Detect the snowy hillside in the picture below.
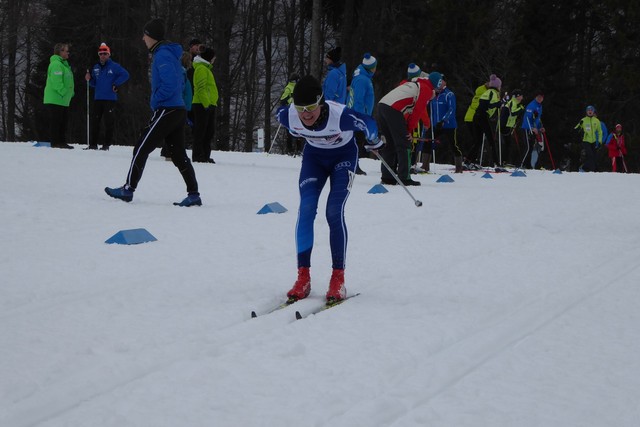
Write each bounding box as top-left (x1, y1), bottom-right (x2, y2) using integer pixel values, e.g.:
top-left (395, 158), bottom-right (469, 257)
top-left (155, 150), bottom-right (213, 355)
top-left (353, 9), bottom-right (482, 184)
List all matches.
top-left (1, 141), bottom-right (639, 427)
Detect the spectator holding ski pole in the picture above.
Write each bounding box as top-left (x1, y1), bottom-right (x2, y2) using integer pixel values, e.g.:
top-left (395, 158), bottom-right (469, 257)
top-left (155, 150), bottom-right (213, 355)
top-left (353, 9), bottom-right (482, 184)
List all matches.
top-left (377, 71), bottom-right (441, 186)
top-left (276, 75), bottom-right (381, 304)
top-left (521, 90), bottom-right (544, 169)
top-left (606, 123), bottom-right (627, 172)
top-left (499, 89), bottom-right (524, 166)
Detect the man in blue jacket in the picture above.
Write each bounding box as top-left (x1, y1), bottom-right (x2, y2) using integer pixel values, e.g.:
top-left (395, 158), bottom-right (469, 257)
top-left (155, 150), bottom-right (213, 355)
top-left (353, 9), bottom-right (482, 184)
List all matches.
top-left (521, 91), bottom-right (545, 169)
top-left (105, 19), bottom-right (201, 207)
top-left (431, 75), bottom-right (464, 172)
top-left (322, 46), bottom-right (347, 104)
top-left (84, 43), bottom-right (129, 150)
top-left (346, 53), bottom-right (377, 175)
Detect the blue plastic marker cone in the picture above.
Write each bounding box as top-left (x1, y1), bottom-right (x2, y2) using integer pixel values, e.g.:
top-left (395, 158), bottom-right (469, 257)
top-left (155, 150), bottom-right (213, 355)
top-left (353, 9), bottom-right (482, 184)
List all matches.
top-left (368, 184), bottom-right (389, 194)
top-left (105, 228), bottom-right (157, 245)
top-left (33, 142), bottom-right (51, 147)
top-left (481, 172), bottom-right (493, 179)
top-left (436, 174), bottom-right (455, 183)
top-left (553, 169), bottom-right (563, 174)
top-left (257, 202), bottom-right (288, 214)
top-left (511, 170), bottom-right (527, 177)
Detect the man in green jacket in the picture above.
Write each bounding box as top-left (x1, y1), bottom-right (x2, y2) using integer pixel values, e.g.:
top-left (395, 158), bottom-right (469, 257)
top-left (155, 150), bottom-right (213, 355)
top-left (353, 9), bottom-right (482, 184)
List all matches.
top-left (43, 43), bottom-right (75, 149)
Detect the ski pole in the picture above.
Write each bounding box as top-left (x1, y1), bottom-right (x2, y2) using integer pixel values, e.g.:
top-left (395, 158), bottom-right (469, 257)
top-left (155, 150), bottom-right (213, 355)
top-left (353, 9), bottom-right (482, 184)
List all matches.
top-left (496, 109), bottom-right (502, 166)
top-left (539, 119), bottom-right (556, 170)
top-left (542, 131), bottom-right (556, 170)
top-left (372, 149), bottom-right (423, 207)
top-left (268, 123), bottom-right (282, 155)
top-left (430, 113), bottom-right (436, 173)
top-left (620, 152), bottom-right (629, 173)
top-left (521, 116), bottom-right (534, 170)
top-left (86, 69), bottom-right (90, 147)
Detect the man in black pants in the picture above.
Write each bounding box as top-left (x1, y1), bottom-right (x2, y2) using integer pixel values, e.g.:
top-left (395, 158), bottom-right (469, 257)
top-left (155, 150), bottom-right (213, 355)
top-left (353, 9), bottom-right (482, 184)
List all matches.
top-left (377, 72), bottom-right (440, 186)
top-left (85, 43), bottom-right (130, 150)
top-left (105, 19), bottom-right (201, 207)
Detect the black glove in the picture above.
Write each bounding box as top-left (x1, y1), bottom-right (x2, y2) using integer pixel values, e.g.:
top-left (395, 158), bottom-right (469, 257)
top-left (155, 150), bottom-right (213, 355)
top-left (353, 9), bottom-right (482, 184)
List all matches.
top-left (532, 111), bottom-right (538, 119)
top-left (436, 121), bottom-right (444, 130)
top-left (112, 85), bottom-right (118, 93)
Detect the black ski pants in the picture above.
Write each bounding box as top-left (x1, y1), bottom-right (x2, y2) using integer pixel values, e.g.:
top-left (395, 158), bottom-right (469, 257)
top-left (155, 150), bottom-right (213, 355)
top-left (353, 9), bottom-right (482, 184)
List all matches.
top-left (125, 108), bottom-right (198, 194)
top-left (90, 100), bottom-right (116, 148)
top-left (191, 104), bottom-right (215, 162)
top-left (377, 103), bottom-right (412, 181)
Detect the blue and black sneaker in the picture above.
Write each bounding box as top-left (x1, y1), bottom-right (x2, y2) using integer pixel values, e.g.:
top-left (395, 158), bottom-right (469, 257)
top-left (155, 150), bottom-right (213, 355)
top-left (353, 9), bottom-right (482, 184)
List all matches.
top-left (173, 192), bottom-right (202, 207)
top-left (104, 186), bottom-right (134, 202)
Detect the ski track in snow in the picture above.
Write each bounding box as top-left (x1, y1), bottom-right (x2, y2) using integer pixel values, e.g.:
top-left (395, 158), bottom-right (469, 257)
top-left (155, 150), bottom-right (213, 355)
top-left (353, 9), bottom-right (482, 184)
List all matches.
top-left (2, 142), bottom-right (640, 426)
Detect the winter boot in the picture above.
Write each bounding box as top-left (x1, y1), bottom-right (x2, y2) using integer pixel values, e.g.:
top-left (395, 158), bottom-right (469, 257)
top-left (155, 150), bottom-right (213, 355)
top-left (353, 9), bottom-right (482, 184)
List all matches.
top-left (287, 267), bottom-right (311, 301)
top-left (401, 178), bottom-right (421, 186)
top-left (454, 156), bottom-right (464, 173)
top-left (104, 185), bottom-right (134, 202)
top-left (173, 192), bottom-right (202, 207)
top-left (420, 153), bottom-right (431, 173)
top-left (326, 268), bottom-right (346, 302)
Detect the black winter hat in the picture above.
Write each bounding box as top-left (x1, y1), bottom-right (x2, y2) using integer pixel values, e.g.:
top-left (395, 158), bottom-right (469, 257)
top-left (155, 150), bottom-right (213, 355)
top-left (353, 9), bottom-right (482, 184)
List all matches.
top-left (189, 38), bottom-right (202, 47)
top-left (200, 47), bottom-right (215, 61)
top-left (144, 19), bottom-right (165, 41)
top-left (293, 75), bottom-right (323, 106)
top-left (326, 46), bottom-right (341, 62)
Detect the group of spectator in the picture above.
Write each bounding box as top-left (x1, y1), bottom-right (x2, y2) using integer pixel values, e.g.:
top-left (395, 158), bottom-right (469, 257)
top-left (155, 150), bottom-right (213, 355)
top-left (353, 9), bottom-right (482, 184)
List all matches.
top-left (306, 52), bottom-right (632, 175)
top-left (43, 28), bottom-right (218, 165)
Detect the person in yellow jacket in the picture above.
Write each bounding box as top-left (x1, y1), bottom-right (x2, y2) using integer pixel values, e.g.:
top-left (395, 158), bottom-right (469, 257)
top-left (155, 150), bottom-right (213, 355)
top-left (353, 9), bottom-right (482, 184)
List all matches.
top-left (191, 47), bottom-right (218, 163)
top-left (574, 105), bottom-right (602, 172)
top-left (280, 73), bottom-right (298, 106)
top-left (466, 74), bottom-right (501, 167)
top-left (279, 73), bottom-right (299, 154)
top-left (499, 89), bottom-right (525, 166)
top-left (43, 43), bottom-right (75, 149)
top-left (462, 75), bottom-right (493, 164)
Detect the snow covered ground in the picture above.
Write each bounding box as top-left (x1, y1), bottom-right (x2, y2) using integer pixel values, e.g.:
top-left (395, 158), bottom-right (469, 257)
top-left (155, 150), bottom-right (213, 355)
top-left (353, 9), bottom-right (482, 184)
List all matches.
top-left (1, 141), bottom-right (639, 427)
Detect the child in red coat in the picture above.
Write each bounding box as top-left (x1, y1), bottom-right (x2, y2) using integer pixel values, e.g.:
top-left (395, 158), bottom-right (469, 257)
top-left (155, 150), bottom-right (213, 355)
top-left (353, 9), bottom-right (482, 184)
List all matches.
top-left (605, 123), bottom-right (627, 172)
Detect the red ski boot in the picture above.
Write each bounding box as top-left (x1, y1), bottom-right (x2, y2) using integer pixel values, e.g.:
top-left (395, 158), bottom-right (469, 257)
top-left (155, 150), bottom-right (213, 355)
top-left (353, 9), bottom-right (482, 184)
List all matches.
top-left (326, 268), bottom-right (346, 303)
top-left (287, 267), bottom-right (311, 302)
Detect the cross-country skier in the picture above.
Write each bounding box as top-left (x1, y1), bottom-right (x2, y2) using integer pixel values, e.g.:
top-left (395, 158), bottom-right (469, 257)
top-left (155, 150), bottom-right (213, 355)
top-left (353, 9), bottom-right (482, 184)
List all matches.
top-left (276, 75), bottom-right (381, 303)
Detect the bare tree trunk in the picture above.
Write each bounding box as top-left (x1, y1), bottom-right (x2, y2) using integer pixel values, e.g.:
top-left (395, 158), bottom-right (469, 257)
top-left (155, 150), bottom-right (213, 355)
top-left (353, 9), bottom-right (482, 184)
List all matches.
top-left (310, 0), bottom-right (322, 79)
top-left (214, 0), bottom-right (236, 151)
top-left (4, 0), bottom-right (20, 141)
top-left (262, 0), bottom-right (276, 152)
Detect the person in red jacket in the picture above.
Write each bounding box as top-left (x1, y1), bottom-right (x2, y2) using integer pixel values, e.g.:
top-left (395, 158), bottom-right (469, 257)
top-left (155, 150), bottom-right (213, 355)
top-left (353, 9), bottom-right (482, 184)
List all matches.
top-left (605, 123), bottom-right (627, 172)
top-left (377, 71), bottom-right (441, 185)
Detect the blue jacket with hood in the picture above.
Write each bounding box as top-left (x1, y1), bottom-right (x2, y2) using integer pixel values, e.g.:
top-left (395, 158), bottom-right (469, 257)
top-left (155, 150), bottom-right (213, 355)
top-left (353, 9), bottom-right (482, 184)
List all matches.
top-left (346, 64), bottom-right (375, 115)
top-left (149, 41), bottom-right (185, 110)
top-left (322, 62), bottom-right (347, 104)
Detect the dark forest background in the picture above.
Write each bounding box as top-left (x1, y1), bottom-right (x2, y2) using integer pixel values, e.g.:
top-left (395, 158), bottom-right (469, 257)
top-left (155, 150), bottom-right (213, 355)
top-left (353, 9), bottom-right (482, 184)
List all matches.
top-left (1, 0), bottom-right (639, 170)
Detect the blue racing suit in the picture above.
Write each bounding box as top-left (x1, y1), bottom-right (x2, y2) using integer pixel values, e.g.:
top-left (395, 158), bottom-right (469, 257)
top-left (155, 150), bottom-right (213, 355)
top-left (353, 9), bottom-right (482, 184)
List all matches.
top-left (276, 101), bottom-right (378, 269)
